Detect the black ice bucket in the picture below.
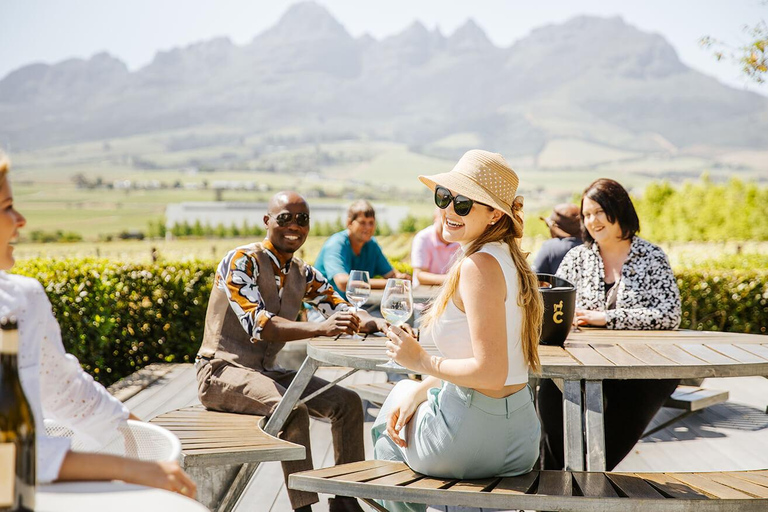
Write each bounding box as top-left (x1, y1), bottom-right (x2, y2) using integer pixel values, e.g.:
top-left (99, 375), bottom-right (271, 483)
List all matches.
top-left (537, 273), bottom-right (576, 347)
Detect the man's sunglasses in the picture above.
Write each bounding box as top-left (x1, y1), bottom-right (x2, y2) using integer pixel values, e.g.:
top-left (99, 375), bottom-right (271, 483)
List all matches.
top-left (270, 212), bottom-right (310, 227)
top-left (434, 185), bottom-right (475, 216)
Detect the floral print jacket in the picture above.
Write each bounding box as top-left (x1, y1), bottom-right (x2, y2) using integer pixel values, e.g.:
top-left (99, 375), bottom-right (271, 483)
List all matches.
top-left (217, 239), bottom-right (349, 341)
top-left (556, 236), bottom-right (681, 330)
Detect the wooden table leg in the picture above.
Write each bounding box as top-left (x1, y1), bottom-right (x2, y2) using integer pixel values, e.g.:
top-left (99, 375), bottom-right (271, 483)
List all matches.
top-left (584, 380), bottom-right (606, 471)
top-left (563, 379), bottom-right (584, 471)
top-left (218, 356), bottom-right (320, 512)
top-left (264, 356), bottom-right (321, 436)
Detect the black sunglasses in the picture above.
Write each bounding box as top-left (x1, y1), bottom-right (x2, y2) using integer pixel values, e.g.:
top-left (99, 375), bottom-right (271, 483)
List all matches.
top-left (434, 185), bottom-right (475, 216)
top-left (270, 212), bottom-right (310, 227)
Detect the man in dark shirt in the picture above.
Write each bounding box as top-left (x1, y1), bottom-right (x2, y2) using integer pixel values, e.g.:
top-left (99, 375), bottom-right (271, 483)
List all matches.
top-left (533, 203), bottom-right (583, 275)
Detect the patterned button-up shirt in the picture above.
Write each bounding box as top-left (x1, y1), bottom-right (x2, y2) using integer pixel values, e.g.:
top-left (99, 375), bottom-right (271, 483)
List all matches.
top-left (216, 240), bottom-right (350, 341)
top-left (556, 236), bottom-right (681, 330)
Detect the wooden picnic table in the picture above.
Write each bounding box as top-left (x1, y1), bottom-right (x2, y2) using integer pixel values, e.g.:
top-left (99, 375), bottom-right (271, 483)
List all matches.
top-left (265, 328), bottom-right (768, 476)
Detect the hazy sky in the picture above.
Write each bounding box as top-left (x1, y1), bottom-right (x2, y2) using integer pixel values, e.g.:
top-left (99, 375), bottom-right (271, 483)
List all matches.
top-left (2, 0), bottom-right (766, 96)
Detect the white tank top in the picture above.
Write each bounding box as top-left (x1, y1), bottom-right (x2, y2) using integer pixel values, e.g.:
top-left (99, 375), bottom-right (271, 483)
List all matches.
top-left (420, 242), bottom-right (529, 386)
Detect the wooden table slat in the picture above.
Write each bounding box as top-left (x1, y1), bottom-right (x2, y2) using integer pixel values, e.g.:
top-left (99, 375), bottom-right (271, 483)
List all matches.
top-left (648, 344), bottom-right (709, 366)
top-left (365, 469), bottom-right (423, 487)
top-left (490, 472), bottom-right (538, 495)
top-left (570, 329), bottom-right (767, 343)
top-left (180, 439), bottom-right (282, 450)
top-left (537, 345), bottom-right (582, 366)
top-left (708, 473), bottom-right (768, 498)
top-left (620, 344), bottom-right (678, 366)
top-left (678, 344), bottom-right (740, 365)
top-left (669, 472), bottom-right (756, 499)
top-left (589, 344), bottom-right (645, 367)
top-left (333, 465), bottom-right (411, 483)
top-left (636, 473), bottom-right (709, 500)
top-left (172, 432), bottom-right (266, 440)
top-left (537, 471), bottom-right (573, 496)
top-left (606, 473), bottom-right (665, 499)
top-left (565, 346), bottom-right (615, 367)
top-left (302, 460), bottom-right (393, 479)
top-left (404, 477), bottom-right (457, 490)
top-left (726, 471), bottom-right (768, 487)
top-left (705, 344), bottom-right (768, 364)
top-left (446, 478), bottom-right (497, 493)
top-left (735, 344), bottom-right (768, 361)
top-left (184, 444), bottom-right (291, 455)
top-left (572, 472), bottom-right (618, 498)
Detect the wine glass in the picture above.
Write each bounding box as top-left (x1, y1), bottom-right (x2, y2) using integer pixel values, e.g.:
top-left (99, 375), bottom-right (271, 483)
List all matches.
top-left (347, 270), bottom-right (371, 339)
top-left (378, 278), bottom-right (413, 369)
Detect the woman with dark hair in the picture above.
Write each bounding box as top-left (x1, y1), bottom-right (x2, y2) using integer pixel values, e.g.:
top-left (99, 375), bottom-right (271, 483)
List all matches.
top-left (539, 178), bottom-right (681, 470)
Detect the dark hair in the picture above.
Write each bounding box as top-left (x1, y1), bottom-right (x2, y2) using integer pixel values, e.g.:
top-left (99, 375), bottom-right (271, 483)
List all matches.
top-left (347, 200), bottom-right (375, 223)
top-left (580, 179), bottom-right (639, 246)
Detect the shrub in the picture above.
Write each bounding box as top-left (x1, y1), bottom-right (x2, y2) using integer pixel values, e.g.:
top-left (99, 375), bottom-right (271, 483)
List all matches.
top-left (13, 259), bottom-right (214, 386)
top-left (676, 268), bottom-right (767, 334)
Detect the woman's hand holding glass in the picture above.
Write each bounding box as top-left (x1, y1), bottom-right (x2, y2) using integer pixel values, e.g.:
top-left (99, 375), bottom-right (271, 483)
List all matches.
top-left (379, 278), bottom-right (413, 368)
top-left (384, 324), bottom-right (427, 373)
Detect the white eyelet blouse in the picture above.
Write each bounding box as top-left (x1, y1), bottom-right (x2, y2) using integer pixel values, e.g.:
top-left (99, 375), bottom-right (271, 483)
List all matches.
top-left (0, 272), bottom-right (129, 483)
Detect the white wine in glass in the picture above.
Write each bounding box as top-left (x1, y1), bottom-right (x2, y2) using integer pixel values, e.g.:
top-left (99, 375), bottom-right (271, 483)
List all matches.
top-left (379, 278), bottom-right (413, 369)
top-left (347, 270), bottom-right (371, 339)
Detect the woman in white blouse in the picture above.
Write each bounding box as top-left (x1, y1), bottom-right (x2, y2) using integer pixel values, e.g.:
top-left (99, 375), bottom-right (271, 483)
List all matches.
top-left (0, 153), bottom-right (196, 497)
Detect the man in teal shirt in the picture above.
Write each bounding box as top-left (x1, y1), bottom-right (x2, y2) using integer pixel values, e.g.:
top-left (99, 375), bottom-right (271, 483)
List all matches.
top-left (315, 200), bottom-right (409, 299)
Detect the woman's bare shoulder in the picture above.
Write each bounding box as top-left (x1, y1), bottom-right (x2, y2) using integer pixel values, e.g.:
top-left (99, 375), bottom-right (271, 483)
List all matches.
top-left (461, 252), bottom-right (505, 289)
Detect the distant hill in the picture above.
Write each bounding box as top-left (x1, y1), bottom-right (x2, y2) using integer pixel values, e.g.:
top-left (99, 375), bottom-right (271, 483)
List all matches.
top-left (2, 1), bottom-right (767, 166)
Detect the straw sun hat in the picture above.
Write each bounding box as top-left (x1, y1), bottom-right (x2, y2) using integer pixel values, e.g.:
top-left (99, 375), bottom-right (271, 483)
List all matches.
top-left (418, 149), bottom-right (524, 219)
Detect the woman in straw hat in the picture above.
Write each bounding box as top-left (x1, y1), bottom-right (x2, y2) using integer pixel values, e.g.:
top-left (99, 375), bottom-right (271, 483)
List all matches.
top-left (0, 152), bottom-right (196, 498)
top-left (372, 150), bottom-right (543, 511)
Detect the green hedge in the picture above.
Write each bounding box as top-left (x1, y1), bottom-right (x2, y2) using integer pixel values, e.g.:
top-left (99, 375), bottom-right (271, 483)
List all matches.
top-left (678, 269), bottom-right (768, 334)
top-left (11, 259), bottom-right (767, 387)
top-left (13, 259), bottom-right (214, 386)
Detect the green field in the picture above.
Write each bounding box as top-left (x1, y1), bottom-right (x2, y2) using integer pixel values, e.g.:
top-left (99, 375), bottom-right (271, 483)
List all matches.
top-left (9, 128), bottom-right (767, 243)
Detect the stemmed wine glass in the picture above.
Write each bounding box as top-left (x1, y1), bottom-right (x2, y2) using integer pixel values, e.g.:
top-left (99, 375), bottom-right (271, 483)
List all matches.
top-left (346, 270), bottom-right (371, 339)
top-left (378, 278), bottom-right (413, 369)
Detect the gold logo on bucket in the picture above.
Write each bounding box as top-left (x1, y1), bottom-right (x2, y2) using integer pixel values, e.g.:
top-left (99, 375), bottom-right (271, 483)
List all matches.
top-left (553, 301), bottom-right (564, 324)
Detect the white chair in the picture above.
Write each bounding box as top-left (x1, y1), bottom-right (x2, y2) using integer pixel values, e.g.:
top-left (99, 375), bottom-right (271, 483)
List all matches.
top-left (44, 419), bottom-right (181, 462)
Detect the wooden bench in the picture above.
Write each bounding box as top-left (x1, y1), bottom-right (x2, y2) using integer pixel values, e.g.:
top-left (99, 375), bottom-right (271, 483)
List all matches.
top-left (290, 460), bottom-right (768, 511)
top-left (347, 381), bottom-right (396, 406)
top-left (643, 386), bottom-right (730, 437)
top-left (665, 386), bottom-right (730, 412)
top-left (150, 404), bottom-right (305, 512)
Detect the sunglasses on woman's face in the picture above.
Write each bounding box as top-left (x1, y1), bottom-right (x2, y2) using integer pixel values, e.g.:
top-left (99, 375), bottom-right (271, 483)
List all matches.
top-left (434, 185), bottom-right (475, 216)
top-left (270, 212), bottom-right (310, 227)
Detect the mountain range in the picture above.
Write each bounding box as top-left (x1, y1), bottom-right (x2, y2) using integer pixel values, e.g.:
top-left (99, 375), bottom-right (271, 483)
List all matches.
top-left (2, 1), bottom-right (767, 164)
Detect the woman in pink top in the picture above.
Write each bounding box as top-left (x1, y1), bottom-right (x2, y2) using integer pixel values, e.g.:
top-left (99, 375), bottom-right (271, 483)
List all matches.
top-left (410, 211), bottom-right (460, 287)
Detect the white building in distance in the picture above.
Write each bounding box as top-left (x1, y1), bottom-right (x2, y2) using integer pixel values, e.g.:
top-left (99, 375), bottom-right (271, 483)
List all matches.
top-left (164, 201), bottom-right (410, 239)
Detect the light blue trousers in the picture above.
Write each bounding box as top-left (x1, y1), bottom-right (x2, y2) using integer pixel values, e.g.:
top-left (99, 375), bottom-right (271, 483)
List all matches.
top-left (371, 380), bottom-right (540, 512)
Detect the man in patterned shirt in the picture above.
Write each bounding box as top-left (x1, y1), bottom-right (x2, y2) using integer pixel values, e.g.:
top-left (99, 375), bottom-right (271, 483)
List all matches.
top-left (196, 191), bottom-right (387, 512)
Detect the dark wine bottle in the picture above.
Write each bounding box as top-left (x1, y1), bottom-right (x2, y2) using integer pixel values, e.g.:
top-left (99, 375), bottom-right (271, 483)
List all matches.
top-left (0, 317), bottom-right (36, 511)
